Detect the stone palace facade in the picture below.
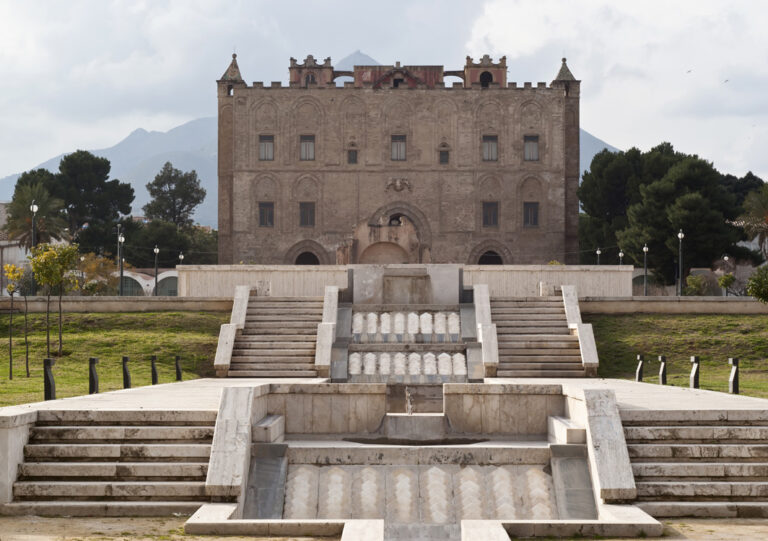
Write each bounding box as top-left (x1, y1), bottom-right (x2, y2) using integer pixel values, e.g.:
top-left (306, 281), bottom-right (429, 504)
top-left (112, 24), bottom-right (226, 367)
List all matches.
top-left (216, 54), bottom-right (580, 265)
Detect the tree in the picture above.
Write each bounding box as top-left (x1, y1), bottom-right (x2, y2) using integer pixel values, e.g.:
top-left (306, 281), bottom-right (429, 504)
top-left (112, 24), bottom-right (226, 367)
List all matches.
top-left (3, 264), bottom-right (23, 379)
top-left (78, 253), bottom-right (120, 296)
top-left (121, 221), bottom-right (217, 267)
top-left (739, 183), bottom-right (768, 259)
top-left (747, 266), bottom-right (768, 304)
top-left (143, 162), bottom-right (206, 228)
top-left (29, 243), bottom-right (80, 356)
top-left (3, 181), bottom-right (67, 249)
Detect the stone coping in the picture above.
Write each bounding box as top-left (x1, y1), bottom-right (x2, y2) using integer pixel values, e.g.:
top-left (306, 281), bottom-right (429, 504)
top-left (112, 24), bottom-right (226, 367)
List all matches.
top-left (268, 383), bottom-right (386, 394)
top-left (444, 383), bottom-right (562, 394)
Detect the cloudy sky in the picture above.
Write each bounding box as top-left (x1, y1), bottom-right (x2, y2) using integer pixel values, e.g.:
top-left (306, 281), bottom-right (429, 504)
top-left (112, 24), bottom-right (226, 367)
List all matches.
top-left (1, 0), bottom-right (767, 180)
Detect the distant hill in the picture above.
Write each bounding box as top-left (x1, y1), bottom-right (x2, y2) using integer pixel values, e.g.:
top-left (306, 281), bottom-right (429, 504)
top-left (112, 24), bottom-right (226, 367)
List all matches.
top-left (0, 117), bottom-right (218, 226)
top-left (580, 130), bottom-right (620, 178)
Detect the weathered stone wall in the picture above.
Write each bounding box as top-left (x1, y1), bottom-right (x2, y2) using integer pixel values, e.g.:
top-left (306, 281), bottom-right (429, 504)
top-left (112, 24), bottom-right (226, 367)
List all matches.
top-left (217, 60), bottom-right (580, 266)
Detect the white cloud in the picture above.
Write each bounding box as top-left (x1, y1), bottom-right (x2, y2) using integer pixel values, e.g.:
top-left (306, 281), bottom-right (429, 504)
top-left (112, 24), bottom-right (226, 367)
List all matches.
top-left (466, 0), bottom-right (768, 178)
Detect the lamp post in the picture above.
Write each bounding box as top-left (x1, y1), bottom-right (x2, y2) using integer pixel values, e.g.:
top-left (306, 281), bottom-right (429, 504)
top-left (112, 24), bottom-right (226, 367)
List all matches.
top-left (677, 229), bottom-right (685, 296)
top-left (30, 201), bottom-right (39, 293)
top-left (178, 252), bottom-right (184, 265)
top-left (118, 227), bottom-right (125, 296)
top-left (643, 244), bottom-right (649, 296)
top-left (619, 249), bottom-right (624, 266)
top-left (79, 255), bottom-right (85, 290)
top-left (596, 247), bottom-right (601, 265)
top-left (153, 245), bottom-right (159, 296)
top-left (723, 255), bottom-right (730, 296)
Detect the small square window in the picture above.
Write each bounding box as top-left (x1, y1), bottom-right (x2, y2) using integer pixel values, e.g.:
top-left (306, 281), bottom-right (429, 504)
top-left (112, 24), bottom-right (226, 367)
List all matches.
top-left (439, 150), bottom-right (449, 164)
top-left (299, 202), bottom-right (315, 227)
top-left (259, 135), bottom-right (274, 161)
top-left (347, 149), bottom-right (358, 164)
top-left (300, 135), bottom-right (315, 161)
top-left (482, 201), bottom-right (499, 227)
top-left (482, 135), bottom-right (498, 161)
top-left (391, 135), bottom-right (406, 161)
top-left (259, 202), bottom-right (274, 227)
top-left (524, 135), bottom-right (539, 161)
top-left (524, 202), bottom-right (539, 227)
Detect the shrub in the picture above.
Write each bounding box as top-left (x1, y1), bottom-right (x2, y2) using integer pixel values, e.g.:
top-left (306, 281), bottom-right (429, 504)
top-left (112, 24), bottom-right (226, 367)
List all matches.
top-left (747, 266), bottom-right (768, 304)
top-left (718, 273), bottom-right (736, 292)
top-left (684, 274), bottom-right (707, 296)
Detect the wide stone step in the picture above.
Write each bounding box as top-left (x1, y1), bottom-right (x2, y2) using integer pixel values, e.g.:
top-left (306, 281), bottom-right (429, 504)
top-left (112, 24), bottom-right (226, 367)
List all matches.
top-left (498, 362), bottom-right (585, 371)
top-left (497, 328), bottom-right (571, 335)
top-left (496, 369), bottom-right (586, 378)
top-left (491, 303), bottom-right (564, 309)
top-left (227, 370), bottom-right (318, 378)
top-left (499, 347), bottom-right (579, 357)
top-left (492, 296), bottom-right (563, 302)
top-left (24, 444), bottom-right (211, 462)
top-left (229, 363), bottom-right (317, 371)
top-left (30, 426), bottom-right (214, 443)
top-left (36, 411), bottom-right (216, 426)
top-left (489, 307), bottom-right (564, 314)
top-left (632, 462), bottom-right (768, 479)
top-left (245, 316), bottom-right (321, 323)
top-left (19, 462), bottom-right (208, 480)
top-left (236, 335), bottom-right (316, 342)
top-left (243, 321), bottom-right (318, 329)
top-left (637, 500), bottom-right (768, 518)
top-left (242, 327), bottom-right (317, 335)
top-left (494, 320), bottom-right (567, 327)
top-left (233, 341), bottom-right (315, 349)
top-left (628, 444), bottom-right (768, 461)
top-left (498, 334), bottom-right (577, 341)
top-left (248, 296), bottom-right (323, 301)
top-left (625, 426), bottom-right (768, 442)
top-left (13, 481), bottom-right (207, 501)
top-left (499, 355), bottom-right (583, 363)
top-left (230, 355), bottom-right (315, 363)
top-left (0, 501), bottom-right (207, 517)
top-left (231, 348), bottom-right (314, 356)
top-left (246, 307), bottom-right (323, 313)
top-left (489, 313), bottom-right (567, 321)
top-left (636, 481), bottom-right (768, 499)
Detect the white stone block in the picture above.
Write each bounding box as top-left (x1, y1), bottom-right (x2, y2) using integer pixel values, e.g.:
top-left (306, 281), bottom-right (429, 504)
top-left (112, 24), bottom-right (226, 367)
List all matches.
top-left (419, 313), bottom-right (433, 335)
top-left (434, 312), bottom-right (447, 335)
top-left (352, 313), bottom-right (364, 335)
top-left (423, 353), bottom-right (437, 375)
top-left (394, 353), bottom-right (407, 375)
top-left (379, 313), bottom-right (391, 334)
top-left (366, 312), bottom-right (378, 335)
top-left (349, 353), bottom-right (362, 375)
top-left (438, 353), bottom-right (453, 375)
top-left (379, 353), bottom-right (392, 375)
top-left (408, 353), bottom-right (421, 375)
top-left (393, 313), bottom-right (405, 335)
top-left (407, 312), bottom-right (420, 335)
top-left (452, 353), bottom-right (467, 375)
top-left (448, 312), bottom-right (460, 335)
top-left (363, 353), bottom-right (377, 375)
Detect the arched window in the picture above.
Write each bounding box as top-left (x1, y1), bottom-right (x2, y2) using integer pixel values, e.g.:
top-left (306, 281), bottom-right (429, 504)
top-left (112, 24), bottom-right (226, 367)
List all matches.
top-left (478, 250), bottom-right (503, 265)
top-left (295, 252), bottom-right (320, 265)
top-left (305, 73), bottom-right (316, 87)
top-left (479, 71), bottom-right (493, 88)
top-left (389, 213), bottom-right (405, 226)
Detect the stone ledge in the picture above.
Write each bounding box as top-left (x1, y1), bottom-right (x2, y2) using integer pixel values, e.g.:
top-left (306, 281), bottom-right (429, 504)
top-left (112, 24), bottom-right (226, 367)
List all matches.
top-left (268, 383), bottom-right (386, 394)
top-left (444, 383), bottom-right (562, 395)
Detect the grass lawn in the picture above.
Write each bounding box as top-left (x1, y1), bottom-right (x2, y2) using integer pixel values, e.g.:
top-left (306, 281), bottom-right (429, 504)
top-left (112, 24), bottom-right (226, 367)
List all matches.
top-left (586, 314), bottom-right (768, 398)
top-left (0, 311), bottom-right (228, 407)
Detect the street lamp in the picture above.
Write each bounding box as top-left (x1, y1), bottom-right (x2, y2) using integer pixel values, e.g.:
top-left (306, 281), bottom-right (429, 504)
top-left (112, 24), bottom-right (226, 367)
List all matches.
top-left (79, 255), bottom-right (85, 290)
top-left (677, 229), bottom-right (685, 296)
top-left (723, 255), bottom-right (730, 297)
top-left (153, 245), bottom-right (160, 296)
top-left (619, 249), bottom-right (624, 266)
top-left (643, 244), bottom-right (649, 296)
top-left (596, 247), bottom-right (602, 265)
top-left (178, 252), bottom-right (184, 265)
top-left (30, 201), bottom-right (39, 247)
top-left (118, 229), bottom-right (125, 296)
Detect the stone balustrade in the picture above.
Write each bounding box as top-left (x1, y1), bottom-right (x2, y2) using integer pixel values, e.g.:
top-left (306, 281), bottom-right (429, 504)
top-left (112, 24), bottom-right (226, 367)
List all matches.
top-left (351, 311), bottom-right (460, 343)
top-left (348, 352), bottom-right (467, 377)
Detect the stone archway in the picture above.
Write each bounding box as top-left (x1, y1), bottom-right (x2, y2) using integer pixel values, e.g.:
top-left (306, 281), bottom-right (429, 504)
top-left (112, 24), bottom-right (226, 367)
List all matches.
top-left (468, 240), bottom-right (512, 265)
top-left (284, 240), bottom-right (331, 265)
top-left (360, 201), bottom-right (432, 263)
top-left (358, 242), bottom-right (411, 264)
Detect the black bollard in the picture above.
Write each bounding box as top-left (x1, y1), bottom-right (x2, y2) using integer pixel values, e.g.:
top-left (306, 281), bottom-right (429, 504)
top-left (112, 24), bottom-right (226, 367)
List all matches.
top-left (175, 355), bottom-right (182, 381)
top-left (690, 355), bottom-right (700, 389)
top-left (635, 354), bottom-right (644, 382)
top-left (658, 355), bottom-right (667, 385)
top-left (150, 355), bottom-right (158, 385)
top-left (729, 357), bottom-right (739, 395)
top-left (89, 357), bottom-right (99, 394)
top-left (122, 356), bottom-right (132, 389)
top-left (44, 358), bottom-right (56, 401)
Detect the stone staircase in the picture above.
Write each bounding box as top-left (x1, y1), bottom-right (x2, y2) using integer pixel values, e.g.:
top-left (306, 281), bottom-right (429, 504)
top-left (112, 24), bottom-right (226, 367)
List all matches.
top-left (491, 296), bottom-right (585, 377)
top-left (2, 410), bottom-right (217, 516)
top-left (624, 416), bottom-right (768, 517)
top-left (228, 295), bottom-right (323, 378)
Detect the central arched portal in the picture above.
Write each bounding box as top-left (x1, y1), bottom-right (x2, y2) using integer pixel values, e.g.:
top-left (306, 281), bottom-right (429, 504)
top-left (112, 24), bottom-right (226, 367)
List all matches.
top-left (358, 242), bottom-right (410, 264)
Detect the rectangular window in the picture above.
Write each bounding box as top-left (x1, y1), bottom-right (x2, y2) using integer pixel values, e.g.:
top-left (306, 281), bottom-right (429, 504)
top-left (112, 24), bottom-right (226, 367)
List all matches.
top-left (300, 135), bottom-right (315, 161)
top-left (482, 201), bottom-right (499, 227)
top-left (299, 202), bottom-right (315, 227)
top-left (439, 150), bottom-right (449, 164)
top-left (258, 135), bottom-right (274, 161)
top-left (482, 135), bottom-right (498, 161)
top-left (524, 202), bottom-right (539, 227)
top-left (391, 135), bottom-right (406, 161)
top-left (347, 149), bottom-right (358, 164)
top-left (524, 135), bottom-right (539, 161)
top-left (259, 202), bottom-right (274, 227)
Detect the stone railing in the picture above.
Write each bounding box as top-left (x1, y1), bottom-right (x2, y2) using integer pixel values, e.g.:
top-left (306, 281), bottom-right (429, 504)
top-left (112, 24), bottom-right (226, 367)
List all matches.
top-left (562, 285), bottom-right (599, 377)
top-left (214, 285), bottom-right (250, 377)
top-left (464, 265), bottom-right (633, 297)
top-left (473, 284), bottom-right (498, 377)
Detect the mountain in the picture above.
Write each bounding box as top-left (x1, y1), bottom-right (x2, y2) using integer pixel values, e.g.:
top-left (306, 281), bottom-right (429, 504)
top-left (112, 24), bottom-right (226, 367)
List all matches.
top-left (580, 130), bottom-right (620, 178)
top-left (0, 117), bottom-right (218, 226)
top-left (336, 50), bottom-right (380, 70)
